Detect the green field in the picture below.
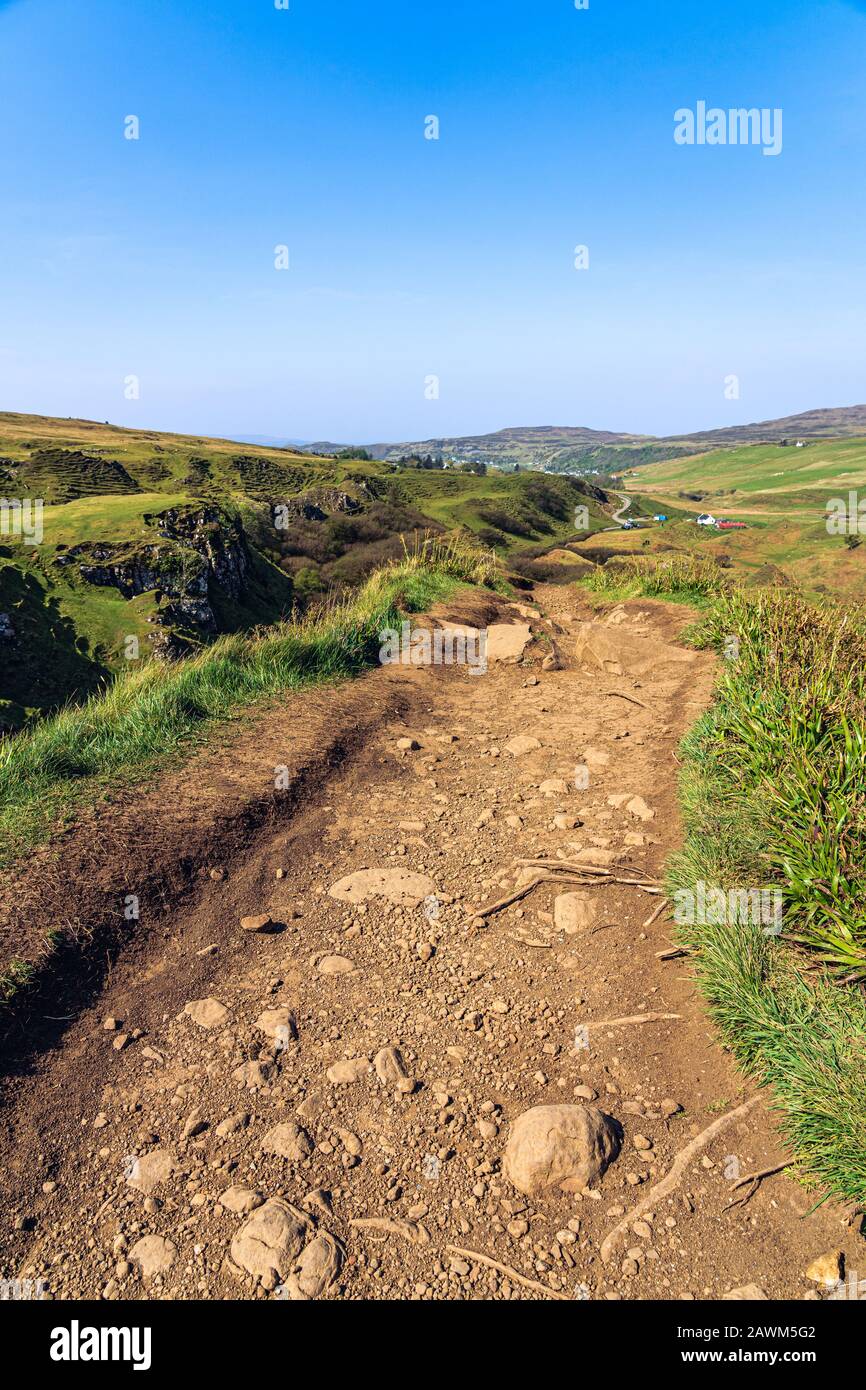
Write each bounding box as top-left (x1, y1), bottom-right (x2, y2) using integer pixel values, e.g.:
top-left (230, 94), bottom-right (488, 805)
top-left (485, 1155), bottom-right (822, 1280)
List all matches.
top-left (627, 435), bottom-right (866, 507)
top-left (0, 411), bottom-right (615, 728)
top-left (617, 436), bottom-right (866, 601)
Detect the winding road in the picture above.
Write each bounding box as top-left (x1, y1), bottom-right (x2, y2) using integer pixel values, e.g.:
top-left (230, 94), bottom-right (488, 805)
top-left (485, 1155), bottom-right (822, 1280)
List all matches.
top-left (602, 490), bottom-right (633, 530)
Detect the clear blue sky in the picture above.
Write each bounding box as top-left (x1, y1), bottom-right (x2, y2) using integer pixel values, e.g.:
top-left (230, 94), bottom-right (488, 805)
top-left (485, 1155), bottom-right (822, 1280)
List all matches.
top-left (1, 0), bottom-right (865, 443)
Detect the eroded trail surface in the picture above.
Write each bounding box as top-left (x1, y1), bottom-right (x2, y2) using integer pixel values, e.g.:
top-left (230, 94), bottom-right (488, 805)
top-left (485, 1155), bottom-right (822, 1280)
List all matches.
top-left (0, 585), bottom-right (858, 1301)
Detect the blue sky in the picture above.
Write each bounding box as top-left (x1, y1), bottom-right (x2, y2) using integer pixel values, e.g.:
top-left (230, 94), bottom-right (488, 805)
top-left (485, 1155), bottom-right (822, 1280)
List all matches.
top-left (1, 0), bottom-right (865, 443)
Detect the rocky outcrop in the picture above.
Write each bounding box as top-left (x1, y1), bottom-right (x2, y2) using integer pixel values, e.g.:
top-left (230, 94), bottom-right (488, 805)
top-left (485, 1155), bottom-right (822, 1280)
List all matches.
top-left (573, 620), bottom-right (698, 678)
top-left (54, 505), bottom-right (252, 644)
top-left (148, 506), bottom-right (250, 600)
top-left (276, 489), bottom-right (361, 523)
top-left (56, 542), bottom-right (208, 603)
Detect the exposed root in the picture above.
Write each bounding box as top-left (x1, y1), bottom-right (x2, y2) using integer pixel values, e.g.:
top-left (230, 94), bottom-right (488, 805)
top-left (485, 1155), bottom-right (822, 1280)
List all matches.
top-left (513, 859), bottom-right (661, 893)
top-left (723, 1162), bottom-right (790, 1210)
top-left (600, 1094), bottom-right (765, 1262)
top-left (515, 857), bottom-right (660, 884)
top-left (642, 897), bottom-right (670, 929)
top-left (470, 878), bottom-right (545, 920)
top-left (604, 690), bottom-right (650, 710)
top-left (445, 1245), bottom-right (571, 1300)
top-left (471, 854), bottom-right (664, 922)
top-left (731, 1161), bottom-right (789, 1190)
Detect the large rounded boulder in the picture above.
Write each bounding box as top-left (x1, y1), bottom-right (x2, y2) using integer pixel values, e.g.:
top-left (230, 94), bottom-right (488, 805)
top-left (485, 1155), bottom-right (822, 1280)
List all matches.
top-left (504, 1104), bottom-right (620, 1195)
top-left (230, 1197), bottom-right (312, 1284)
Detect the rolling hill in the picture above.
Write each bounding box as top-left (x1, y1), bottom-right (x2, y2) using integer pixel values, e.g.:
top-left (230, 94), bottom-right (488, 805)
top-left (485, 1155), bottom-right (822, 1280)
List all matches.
top-left (0, 411), bottom-right (613, 730)
top-left (625, 434), bottom-right (866, 512)
top-left (5, 404), bottom-right (866, 732)
top-left (616, 433), bottom-right (866, 602)
top-left (307, 404), bottom-right (866, 474)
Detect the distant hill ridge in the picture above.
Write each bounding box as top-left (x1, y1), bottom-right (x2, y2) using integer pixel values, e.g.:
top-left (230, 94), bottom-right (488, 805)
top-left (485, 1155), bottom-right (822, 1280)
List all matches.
top-left (303, 404), bottom-right (866, 472)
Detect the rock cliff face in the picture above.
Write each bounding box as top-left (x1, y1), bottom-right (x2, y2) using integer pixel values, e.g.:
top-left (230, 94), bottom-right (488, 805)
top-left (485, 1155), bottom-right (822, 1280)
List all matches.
top-left (55, 505), bottom-right (253, 648)
top-left (57, 542), bottom-right (206, 602)
top-left (149, 506), bottom-right (251, 600)
top-left (275, 489), bottom-right (361, 523)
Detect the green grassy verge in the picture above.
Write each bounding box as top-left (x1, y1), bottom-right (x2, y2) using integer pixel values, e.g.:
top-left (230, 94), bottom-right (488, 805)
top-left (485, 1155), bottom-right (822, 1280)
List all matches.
top-left (632, 434), bottom-right (866, 497)
top-left (579, 554), bottom-right (866, 1204)
top-left (0, 534), bottom-right (496, 868)
top-left (579, 551), bottom-right (728, 606)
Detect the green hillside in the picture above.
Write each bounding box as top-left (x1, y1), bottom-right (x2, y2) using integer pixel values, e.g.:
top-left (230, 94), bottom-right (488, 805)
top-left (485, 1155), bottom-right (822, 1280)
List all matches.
top-left (0, 411), bottom-right (613, 730)
top-left (627, 435), bottom-right (866, 509)
top-left (615, 435), bottom-right (866, 603)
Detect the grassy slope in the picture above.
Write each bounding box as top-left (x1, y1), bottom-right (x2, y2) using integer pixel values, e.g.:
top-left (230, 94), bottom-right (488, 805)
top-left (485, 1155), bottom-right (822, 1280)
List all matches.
top-left (626, 436), bottom-right (866, 600)
top-left (0, 555), bottom-right (118, 723)
top-left (581, 556), bottom-right (866, 1204)
top-left (0, 413), bottom-right (614, 727)
top-left (387, 469), bottom-right (611, 545)
top-left (2, 413), bottom-right (609, 529)
top-left (0, 410), bottom-right (324, 471)
top-left (38, 493), bottom-right (192, 544)
top-left (1, 506), bottom-right (296, 729)
top-left (0, 535), bottom-right (497, 877)
top-left (0, 417), bottom-right (333, 723)
top-left (625, 435), bottom-right (866, 502)
top-left (602, 506), bottom-right (866, 605)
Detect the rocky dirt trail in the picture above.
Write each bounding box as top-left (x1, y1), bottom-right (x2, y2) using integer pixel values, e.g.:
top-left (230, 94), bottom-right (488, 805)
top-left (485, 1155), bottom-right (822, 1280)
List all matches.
top-left (0, 582), bottom-right (859, 1302)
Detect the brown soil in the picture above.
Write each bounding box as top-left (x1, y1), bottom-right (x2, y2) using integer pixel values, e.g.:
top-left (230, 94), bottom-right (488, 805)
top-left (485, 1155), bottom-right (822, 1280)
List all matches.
top-left (0, 584), bottom-right (859, 1302)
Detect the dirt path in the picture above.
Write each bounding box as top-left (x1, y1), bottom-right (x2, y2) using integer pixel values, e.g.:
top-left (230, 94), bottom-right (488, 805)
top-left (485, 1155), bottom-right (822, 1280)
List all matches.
top-left (0, 584), bottom-right (858, 1302)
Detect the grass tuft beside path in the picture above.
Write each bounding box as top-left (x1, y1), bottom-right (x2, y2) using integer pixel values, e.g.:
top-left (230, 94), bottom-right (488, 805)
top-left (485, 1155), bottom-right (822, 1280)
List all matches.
top-left (580, 554), bottom-right (866, 1205)
top-left (0, 533), bottom-right (496, 868)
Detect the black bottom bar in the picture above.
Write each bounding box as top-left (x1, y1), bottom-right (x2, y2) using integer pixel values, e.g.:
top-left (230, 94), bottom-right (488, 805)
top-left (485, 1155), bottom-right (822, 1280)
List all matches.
top-left (5, 1295), bottom-right (856, 1376)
